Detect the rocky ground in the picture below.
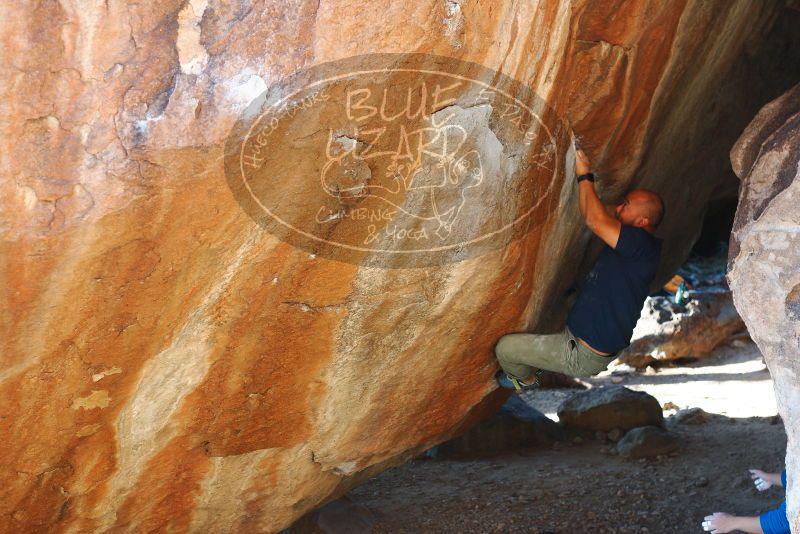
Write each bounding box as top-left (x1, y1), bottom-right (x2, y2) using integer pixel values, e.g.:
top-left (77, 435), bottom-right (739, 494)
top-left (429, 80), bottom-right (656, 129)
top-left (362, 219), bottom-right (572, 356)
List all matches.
top-left (345, 338), bottom-right (787, 533)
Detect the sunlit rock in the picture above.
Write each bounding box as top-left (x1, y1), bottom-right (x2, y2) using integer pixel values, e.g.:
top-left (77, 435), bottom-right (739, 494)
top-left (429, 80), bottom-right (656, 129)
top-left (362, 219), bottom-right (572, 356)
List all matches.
top-left (1, 1), bottom-right (798, 532)
top-left (728, 81), bottom-right (800, 534)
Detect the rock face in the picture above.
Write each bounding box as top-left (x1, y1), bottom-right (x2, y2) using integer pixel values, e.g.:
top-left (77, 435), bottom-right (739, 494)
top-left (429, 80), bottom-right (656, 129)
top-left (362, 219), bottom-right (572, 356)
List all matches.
top-left (617, 289), bottom-right (746, 368)
top-left (2, 1), bottom-right (799, 532)
top-left (557, 386), bottom-right (663, 432)
top-left (727, 82), bottom-right (800, 534)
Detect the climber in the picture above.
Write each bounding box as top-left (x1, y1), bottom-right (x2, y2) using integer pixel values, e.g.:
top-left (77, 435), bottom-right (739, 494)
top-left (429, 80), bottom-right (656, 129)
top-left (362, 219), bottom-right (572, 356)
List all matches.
top-left (701, 467), bottom-right (790, 534)
top-left (495, 148), bottom-right (665, 391)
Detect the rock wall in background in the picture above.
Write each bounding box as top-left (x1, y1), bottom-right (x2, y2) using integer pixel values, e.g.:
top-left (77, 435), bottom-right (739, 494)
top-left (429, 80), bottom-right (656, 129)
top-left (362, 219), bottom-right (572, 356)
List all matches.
top-left (728, 82), bottom-right (800, 534)
top-left (1, 1), bottom-right (799, 532)
top-left (617, 289), bottom-right (746, 368)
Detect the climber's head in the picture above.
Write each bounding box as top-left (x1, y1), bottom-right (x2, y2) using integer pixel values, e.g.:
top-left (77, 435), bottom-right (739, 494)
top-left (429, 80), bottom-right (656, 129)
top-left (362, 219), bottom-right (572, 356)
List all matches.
top-left (614, 189), bottom-right (664, 232)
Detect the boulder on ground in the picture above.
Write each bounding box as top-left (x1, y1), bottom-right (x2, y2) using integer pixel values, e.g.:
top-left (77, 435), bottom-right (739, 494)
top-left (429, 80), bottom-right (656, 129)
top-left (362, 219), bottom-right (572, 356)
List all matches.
top-left (617, 289), bottom-right (746, 368)
top-left (434, 395), bottom-right (565, 458)
top-left (557, 386), bottom-right (663, 432)
top-left (670, 407), bottom-right (711, 425)
top-left (615, 426), bottom-right (679, 459)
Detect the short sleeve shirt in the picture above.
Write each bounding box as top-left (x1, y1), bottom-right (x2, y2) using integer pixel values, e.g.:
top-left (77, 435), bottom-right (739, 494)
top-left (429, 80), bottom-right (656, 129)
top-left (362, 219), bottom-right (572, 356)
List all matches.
top-left (759, 470), bottom-right (789, 534)
top-left (567, 225), bottom-right (662, 354)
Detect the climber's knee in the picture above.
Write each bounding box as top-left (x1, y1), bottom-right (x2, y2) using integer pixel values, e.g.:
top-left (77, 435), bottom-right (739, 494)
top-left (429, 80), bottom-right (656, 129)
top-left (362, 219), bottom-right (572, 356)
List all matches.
top-left (494, 333), bottom-right (525, 365)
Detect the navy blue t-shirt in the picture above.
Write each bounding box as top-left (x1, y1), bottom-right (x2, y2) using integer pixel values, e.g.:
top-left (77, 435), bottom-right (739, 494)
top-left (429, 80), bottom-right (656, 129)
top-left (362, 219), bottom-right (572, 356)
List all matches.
top-left (567, 225), bottom-right (662, 354)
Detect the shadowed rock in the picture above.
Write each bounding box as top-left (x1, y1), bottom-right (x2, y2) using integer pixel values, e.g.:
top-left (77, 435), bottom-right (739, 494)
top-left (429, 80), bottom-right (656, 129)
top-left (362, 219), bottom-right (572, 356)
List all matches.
top-left (615, 426), bottom-right (679, 459)
top-left (433, 395), bottom-right (565, 458)
top-left (557, 385), bottom-right (663, 432)
top-left (617, 289), bottom-right (746, 368)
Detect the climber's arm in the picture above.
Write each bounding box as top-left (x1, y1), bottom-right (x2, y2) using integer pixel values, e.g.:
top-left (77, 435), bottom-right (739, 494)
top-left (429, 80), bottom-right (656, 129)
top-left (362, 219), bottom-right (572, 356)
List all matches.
top-left (575, 150), bottom-right (622, 248)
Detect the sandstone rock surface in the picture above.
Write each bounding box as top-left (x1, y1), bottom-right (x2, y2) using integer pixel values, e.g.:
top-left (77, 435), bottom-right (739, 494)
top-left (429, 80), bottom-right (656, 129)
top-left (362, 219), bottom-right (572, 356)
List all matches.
top-left (728, 81), bottom-right (800, 534)
top-left (1, 1), bottom-right (799, 532)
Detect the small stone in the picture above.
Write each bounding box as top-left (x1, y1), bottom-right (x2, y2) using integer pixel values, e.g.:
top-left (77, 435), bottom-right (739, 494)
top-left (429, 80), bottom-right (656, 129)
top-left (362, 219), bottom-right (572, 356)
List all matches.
top-left (662, 401), bottom-right (679, 411)
top-left (615, 426), bottom-right (679, 459)
top-left (671, 407), bottom-right (710, 425)
top-left (610, 366), bottom-right (634, 375)
top-left (608, 428), bottom-right (623, 442)
top-left (695, 477), bottom-right (709, 488)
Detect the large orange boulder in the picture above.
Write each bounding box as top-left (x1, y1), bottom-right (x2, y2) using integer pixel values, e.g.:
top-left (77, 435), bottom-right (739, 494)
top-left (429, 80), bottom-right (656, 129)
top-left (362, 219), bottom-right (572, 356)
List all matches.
top-left (1, 1), bottom-right (797, 532)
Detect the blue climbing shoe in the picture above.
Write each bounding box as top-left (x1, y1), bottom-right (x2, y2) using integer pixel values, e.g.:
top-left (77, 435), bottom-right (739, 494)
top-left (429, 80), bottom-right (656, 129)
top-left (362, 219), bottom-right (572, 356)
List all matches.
top-left (495, 369), bottom-right (538, 392)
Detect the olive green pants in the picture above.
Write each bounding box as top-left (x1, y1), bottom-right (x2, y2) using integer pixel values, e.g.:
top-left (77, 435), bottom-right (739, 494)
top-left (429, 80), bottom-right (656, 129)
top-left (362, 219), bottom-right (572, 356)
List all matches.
top-left (494, 325), bottom-right (616, 379)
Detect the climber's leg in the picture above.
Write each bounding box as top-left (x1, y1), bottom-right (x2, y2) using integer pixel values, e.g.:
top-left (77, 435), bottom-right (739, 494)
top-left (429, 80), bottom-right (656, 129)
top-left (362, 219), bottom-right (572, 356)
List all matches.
top-left (494, 328), bottom-right (569, 380)
top-left (495, 326), bottom-right (612, 379)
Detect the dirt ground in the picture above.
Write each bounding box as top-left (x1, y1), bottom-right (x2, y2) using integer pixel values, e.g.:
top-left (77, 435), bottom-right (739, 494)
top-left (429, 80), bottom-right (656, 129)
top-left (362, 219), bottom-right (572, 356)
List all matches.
top-left (348, 338), bottom-right (788, 533)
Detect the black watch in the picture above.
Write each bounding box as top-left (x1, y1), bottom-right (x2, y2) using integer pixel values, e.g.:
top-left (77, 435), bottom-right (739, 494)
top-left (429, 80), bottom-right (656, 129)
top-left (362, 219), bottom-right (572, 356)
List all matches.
top-left (577, 172), bottom-right (595, 183)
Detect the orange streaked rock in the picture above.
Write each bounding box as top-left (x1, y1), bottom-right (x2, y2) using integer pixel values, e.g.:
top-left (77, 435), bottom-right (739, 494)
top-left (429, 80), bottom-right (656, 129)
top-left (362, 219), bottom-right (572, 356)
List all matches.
top-left (2, 1), bottom-right (799, 532)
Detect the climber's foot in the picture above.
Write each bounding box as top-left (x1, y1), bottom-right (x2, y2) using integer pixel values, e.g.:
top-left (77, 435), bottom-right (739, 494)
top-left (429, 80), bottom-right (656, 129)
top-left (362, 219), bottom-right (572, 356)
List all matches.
top-left (495, 369), bottom-right (539, 392)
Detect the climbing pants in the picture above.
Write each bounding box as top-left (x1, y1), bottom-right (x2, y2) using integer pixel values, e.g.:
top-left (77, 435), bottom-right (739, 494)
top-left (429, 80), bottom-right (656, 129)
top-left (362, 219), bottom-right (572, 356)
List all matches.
top-left (494, 325), bottom-right (617, 379)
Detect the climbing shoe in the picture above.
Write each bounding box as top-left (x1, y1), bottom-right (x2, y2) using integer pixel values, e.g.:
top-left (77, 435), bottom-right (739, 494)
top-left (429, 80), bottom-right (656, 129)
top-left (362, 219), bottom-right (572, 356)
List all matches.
top-left (495, 369), bottom-right (539, 392)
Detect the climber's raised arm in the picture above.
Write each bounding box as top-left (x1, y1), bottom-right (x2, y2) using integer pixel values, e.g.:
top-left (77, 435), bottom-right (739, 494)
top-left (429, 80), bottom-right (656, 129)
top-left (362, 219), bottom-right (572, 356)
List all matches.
top-left (575, 149), bottom-right (622, 248)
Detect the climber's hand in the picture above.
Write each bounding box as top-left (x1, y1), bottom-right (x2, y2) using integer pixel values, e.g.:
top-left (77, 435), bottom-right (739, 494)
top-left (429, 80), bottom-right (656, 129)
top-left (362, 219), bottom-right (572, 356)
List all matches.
top-left (575, 149), bottom-right (591, 176)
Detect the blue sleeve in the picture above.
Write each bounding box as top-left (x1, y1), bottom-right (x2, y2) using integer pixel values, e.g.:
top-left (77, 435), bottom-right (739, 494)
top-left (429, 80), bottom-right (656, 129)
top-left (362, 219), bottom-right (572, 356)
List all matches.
top-left (613, 225), bottom-right (648, 259)
top-left (781, 469), bottom-right (786, 488)
top-left (759, 501), bottom-right (790, 534)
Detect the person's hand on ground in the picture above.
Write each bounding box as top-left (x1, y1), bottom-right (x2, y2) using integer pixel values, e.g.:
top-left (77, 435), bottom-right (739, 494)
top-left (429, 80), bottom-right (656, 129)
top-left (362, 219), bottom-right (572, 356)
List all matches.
top-left (702, 512), bottom-right (763, 534)
top-left (749, 469), bottom-right (782, 491)
top-left (575, 149), bottom-right (591, 176)
top-left (702, 513), bottom-right (738, 533)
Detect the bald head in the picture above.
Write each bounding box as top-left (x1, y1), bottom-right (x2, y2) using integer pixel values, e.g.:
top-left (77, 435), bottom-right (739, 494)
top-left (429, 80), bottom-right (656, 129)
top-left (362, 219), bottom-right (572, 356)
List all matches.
top-left (613, 189), bottom-right (665, 231)
top-left (628, 189), bottom-right (664, 229)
